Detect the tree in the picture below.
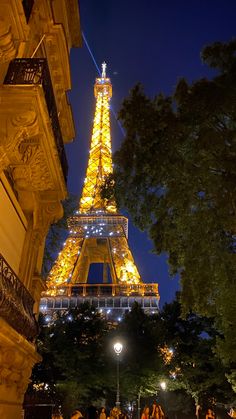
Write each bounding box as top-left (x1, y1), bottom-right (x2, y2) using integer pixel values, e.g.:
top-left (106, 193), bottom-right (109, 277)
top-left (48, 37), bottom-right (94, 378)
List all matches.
top-left (27, 303), bottom-right (164, 415)
top-left (159, 298), bottom-right (235, 409)
top-left (26, 301), bottom-right (235, 417)
top-left (26, 304), bottom-right (112, 417)
top-left (114, 303), bottom-right (163, 402)
top-left (103, 40), bottom-right (236, 380)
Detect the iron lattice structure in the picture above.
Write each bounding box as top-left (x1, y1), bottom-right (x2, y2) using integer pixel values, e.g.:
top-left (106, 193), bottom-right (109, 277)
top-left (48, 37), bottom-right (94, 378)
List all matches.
top-left (44, 64), bottom-right (159, 312)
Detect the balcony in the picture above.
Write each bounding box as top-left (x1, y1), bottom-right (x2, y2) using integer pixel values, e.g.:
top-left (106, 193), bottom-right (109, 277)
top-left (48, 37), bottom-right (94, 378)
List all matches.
top-left (68, 214), bottom-right (129, 238)
top-left (0, 253), bottom-right (38, 341)
top-left (44, 282), bottom-right (159, 298)
top-left (40, 285), bottom-right (160, 316)
top-left (4, 58), bottom-right (68, 182)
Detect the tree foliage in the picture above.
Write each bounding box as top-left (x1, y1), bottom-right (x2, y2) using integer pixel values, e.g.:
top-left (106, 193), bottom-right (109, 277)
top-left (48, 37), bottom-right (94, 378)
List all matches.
top-left (115, 302), bottom-right (163, 400)
top-left (28, 304), bottom-right (111, 416)
top-left (103, 40), bottom-right (236, 375)
top-left (27, 304), bottom-right (163, 416)
top-left (27, 300), bottom-right (235, 417)
top-left (159, 298), bottom-right (235, 407)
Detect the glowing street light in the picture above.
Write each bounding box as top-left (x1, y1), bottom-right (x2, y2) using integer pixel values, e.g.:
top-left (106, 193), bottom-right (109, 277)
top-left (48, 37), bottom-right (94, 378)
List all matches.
top-left (160, 381), bottom-right (167, 390)
top-left (113, 341), bottom-right (123, 407)
top-left (114, 342), bottom-right (123, 355)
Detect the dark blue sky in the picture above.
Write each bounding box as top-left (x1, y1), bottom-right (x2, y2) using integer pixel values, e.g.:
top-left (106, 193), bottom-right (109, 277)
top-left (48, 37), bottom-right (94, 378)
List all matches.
top-left (66, 0), bottom-right (236, 306)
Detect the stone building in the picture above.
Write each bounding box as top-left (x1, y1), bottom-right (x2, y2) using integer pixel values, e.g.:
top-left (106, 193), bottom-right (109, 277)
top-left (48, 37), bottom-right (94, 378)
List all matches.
top-left (0, 1), bottom-right (81, 417)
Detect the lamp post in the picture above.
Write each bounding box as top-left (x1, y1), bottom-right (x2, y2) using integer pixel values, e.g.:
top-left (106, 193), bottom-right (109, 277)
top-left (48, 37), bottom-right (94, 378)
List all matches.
top-left (113, 341), bottom-right (123, 408)
top-left (160, 381), bottom-right (167, 416)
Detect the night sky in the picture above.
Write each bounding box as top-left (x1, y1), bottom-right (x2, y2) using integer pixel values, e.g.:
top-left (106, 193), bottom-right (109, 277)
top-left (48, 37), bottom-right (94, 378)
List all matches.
top-left (65, 0), bottom-right (236, 306)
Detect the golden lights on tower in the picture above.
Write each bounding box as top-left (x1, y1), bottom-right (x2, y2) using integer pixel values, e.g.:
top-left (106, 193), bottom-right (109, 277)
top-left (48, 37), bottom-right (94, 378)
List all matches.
top-left (46, 63), bottom-right (155, 294)
top-left (79, 61), bottom-right (116, 214)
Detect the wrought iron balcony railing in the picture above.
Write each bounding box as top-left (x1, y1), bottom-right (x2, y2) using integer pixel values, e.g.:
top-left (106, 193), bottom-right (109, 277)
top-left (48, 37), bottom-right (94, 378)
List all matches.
top-left (4, 58), bottom-right (68, 182)
top-left (22, 0), bottom-right (34, 23)
top-left (0, 254), bottom-right (38, 341)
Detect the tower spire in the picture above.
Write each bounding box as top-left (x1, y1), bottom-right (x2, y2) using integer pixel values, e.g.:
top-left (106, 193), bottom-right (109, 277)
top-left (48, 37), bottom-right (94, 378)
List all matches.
top-left (101, 61), bottom-right (107, 78)
top-left (79, 63), bottom-right (116, 214)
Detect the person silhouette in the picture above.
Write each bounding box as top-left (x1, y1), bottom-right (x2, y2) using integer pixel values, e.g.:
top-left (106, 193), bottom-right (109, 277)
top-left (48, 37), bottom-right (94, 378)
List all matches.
top-left (141, 406), bottom-right (149, 419)
top-left (71, 410), bottom-right (83, 419)
top-left (100, 407), bottom-right (107, 419)
top-left (228, 408), bottom-right (236, 418)
top-left (205, 409), bottom-right (215, 419)
top-left (150, 401), bottom-right (164, 419)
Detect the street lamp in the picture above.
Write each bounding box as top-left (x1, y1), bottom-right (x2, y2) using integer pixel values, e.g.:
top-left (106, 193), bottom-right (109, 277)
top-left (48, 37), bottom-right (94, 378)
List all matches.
top-left (113, 341), bottom-right (123, 408)
top-left (160, 381), bottom-right (166, 390)
top-left (160, 381), bottom-right (167, 417)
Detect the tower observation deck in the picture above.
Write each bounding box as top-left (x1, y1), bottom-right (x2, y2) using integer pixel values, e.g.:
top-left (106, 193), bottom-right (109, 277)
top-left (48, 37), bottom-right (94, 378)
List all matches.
top-left (40, 63), bottom-right (159, 320)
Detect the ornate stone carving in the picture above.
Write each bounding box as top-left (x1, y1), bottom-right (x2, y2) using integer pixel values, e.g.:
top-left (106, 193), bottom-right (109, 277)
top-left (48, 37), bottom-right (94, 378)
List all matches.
top-left (44, 200), bottom-right (63, 219)
top-left (30, 147), bottom-right (54, 190)
top-left (2, 59), bottom-right (68, 185)
top-left (0, 23), bottom-right (16, 63)
top-left (0, 343), bottom-right (38, 398)
top-left (11, 110), bottom-right (37, 128)
top-left (10, 139), bottom-right (53, 191)
top-left (4, 110), bottom-right (38, 159)
top-left (11, 165), bottom-right (30, 189)
top-left (33, 199), bottom-right (63, 235)
top-left (3, 110), bottom-right (54, 191)
top-left (18, 135), bottom-right (40, 164)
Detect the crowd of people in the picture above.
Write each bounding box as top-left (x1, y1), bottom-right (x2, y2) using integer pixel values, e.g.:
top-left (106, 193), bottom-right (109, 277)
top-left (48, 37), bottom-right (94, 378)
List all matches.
top-left (141, 401), bottom-right (165, 419)
top-left (196, 404), bottom-right (236, 419)
top-left (69, 405), bottom-right (129, 419)
top-left (67, 401), bottom-right (165, 419)
top-left (51, 402), bottom-right (236, 419)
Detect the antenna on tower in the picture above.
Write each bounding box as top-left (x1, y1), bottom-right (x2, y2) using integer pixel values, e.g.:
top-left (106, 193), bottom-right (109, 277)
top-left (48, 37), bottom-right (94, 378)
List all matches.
top-left (102, 61), bottom-right (107, 78)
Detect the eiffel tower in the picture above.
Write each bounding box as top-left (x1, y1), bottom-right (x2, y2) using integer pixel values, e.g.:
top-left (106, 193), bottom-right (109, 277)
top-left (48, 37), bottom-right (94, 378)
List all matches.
top-left (41, 63), bottom-right (159, 320)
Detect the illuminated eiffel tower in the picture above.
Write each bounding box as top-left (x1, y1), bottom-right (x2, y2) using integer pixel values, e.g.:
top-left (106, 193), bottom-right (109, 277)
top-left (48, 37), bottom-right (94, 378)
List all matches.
top-left (41, 64), bottom-right (159, 319)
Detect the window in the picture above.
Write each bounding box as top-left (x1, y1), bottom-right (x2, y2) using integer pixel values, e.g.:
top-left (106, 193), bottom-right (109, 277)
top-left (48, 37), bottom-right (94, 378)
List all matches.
top-left (91, 299), bottom-right (98, 307)
top-left (47, 300), bottom-right (53, 308)
top-left (114, 298), bottom-right (120, 307)
top-left (62, 299), bottom-right (69, 308)
top-left (69, 298), bottom-right (76, 308)
top-left (99, 299), bottom-right (105, 308)
top-left (106, 298), bottom-right (114, 307)
top-left (55, 299), bottom-right (61, 308)
top-left (144, 298), bottom-right (150, 308)
top-left (121, 298), bottom-right (128, 307)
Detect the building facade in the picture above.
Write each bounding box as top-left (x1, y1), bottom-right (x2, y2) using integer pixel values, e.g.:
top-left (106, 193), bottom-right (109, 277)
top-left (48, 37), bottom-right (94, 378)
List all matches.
top-left (0, 1), bottom-right (81, 417)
